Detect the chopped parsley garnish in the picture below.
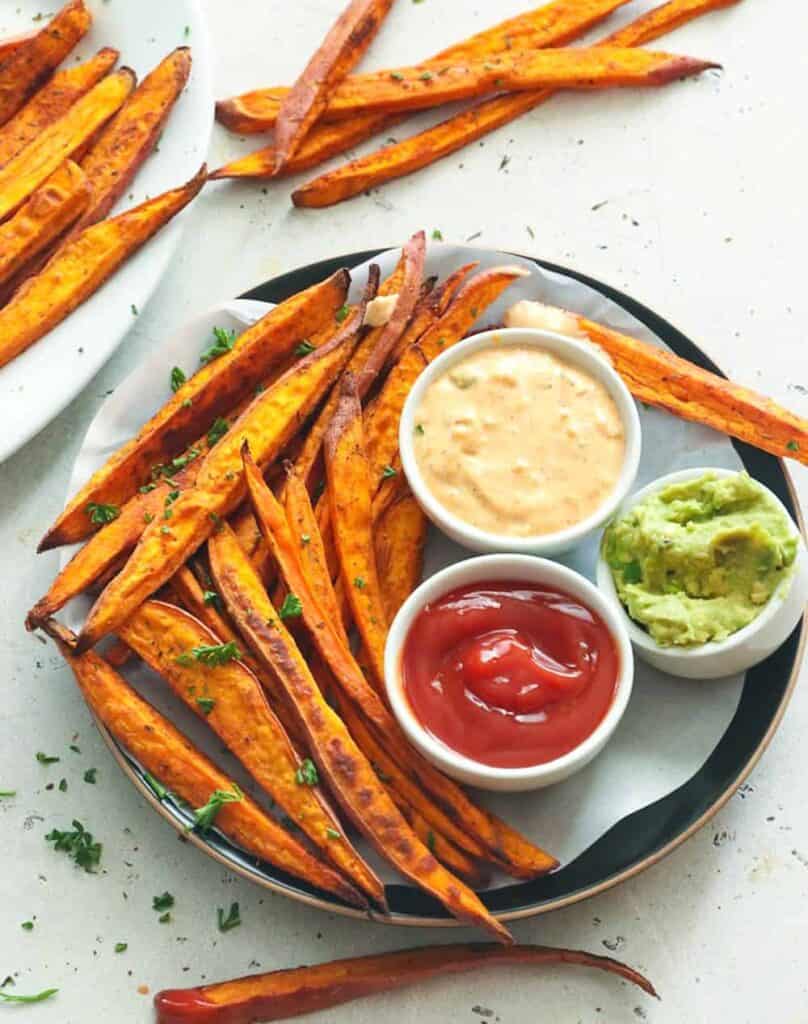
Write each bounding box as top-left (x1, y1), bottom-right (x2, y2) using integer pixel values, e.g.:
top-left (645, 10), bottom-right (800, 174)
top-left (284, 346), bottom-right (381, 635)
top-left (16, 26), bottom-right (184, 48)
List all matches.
top-left (170, 366), bottom-right (187, 392)
top-left (279, 593), bottom-right (303, 620)
top-left (69, 744), bottom-right (81, 754)
top-left (0, 790), bottom-right (15, 798)
top-left (131, 303), bottom-right (138, 316)
top-left (45, 820), bottom-right (102, 873)
top-left (325, 827), bottom-right (341, 840)
top-left (152, 892), bottom-right (174, 912)
top-left (158, 912), bottom-right (172, 924)
top-left (295, 759), bottom-right (319, 787)
top-left (200, 326), bottom-right (236, 364)
top-left (335, 304), bottom-right (350, 323)
top-left (189, 785), bottom-right (243, 834)
top-left (144, 512), bottom-right (154, 524)
top-left (207, 417), bottom-right (229, 447)
top-left (87, 502), bottom-right (120, 525)
top-left (139, 482), bottom-right (157, 493)
top-left (21, 921), bottom-right (34, 931)
top-left (143, 772), bottom-right (168, 800)
top-left (176, 641), bottom-right (241, 667)
top-left (196, 697), bottom-right (216, 715)
top-left (36, 752), bottom-right (59, 765)
top-left (58, 778), bottom-right (68, 792)
top-left (295, 339), bottom-right (315, 357)
top-left (381, 465), bottom-right (397, 479)
top-left (431, 229), bottom-right (443, 241)
top-left (787, 440), bottom-right (799, 452)
top-left (390, 71), bottom-right (404, 81)
top-left (300, 534), bottom-right (311, 546)
top-left (83, 768), bottom-right (97, 784)
top-left (202, 590), bottom-right (221, 608)
top-left (353, 577), bottom-right (366, 590)
top-left (414, 423), bottom-right (425, 436)
top-left (426, 830), bottom-right (436, 853)
top-left (114, 942), bottom-right (128, 954)
top-left (217, 902), bottom-right (241, 933)
top-left (0, 988), bottom-right (58, 1005)
top-left (419, 70), bottom-right (433, 81)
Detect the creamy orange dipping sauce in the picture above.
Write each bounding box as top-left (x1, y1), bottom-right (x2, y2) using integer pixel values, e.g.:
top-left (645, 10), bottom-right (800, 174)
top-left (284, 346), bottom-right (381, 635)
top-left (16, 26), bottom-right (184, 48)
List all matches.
top-left (412, 344), bottom-right (626, 537)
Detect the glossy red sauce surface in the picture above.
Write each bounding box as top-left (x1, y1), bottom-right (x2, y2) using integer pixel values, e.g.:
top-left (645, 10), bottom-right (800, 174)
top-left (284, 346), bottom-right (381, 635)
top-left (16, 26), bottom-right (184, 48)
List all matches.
top-left (401, 581), bottom-right (619, 769)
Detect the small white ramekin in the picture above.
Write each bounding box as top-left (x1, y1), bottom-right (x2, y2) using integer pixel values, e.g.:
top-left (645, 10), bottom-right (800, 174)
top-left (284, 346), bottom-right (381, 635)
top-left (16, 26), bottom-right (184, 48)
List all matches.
top-left (384, 554), bottom-right (634, 792)
top-left (596, 467), bottom-right (808, 680)
top-left (398, 327), bottom-right (642, 557)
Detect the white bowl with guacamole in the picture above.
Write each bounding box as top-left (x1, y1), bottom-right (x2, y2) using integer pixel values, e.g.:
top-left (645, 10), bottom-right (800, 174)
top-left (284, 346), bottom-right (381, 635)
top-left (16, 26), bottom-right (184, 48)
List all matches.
top-left (596, 468), bottom-right (808, 679)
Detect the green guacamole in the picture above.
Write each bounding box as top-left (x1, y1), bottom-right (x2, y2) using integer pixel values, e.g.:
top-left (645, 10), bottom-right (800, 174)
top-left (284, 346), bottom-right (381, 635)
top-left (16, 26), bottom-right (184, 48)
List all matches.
top-left (603, 472), bottom-right (797, 647)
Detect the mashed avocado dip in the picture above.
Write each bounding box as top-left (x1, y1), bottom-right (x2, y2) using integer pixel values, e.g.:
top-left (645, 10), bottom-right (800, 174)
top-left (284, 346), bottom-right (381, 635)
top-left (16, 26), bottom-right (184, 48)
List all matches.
top-left (603, 471), bottom-right (798, 647)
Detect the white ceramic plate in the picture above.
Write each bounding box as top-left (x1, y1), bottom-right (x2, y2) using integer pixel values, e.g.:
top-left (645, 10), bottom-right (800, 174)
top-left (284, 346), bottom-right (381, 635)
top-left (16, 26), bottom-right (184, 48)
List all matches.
top-left (0, 0), bottom-right (213, 464)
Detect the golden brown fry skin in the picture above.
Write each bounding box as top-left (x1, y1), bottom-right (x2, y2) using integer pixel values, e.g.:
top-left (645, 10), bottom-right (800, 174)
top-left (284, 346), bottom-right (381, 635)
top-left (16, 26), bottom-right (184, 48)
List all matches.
top-left (77, 320), bottom-right (362, 650)
top-left (0, 28), bottom-right (37, 64)
top-left (0, 67), bottom-right (134, 222)
top-left (154, 943), bottom-right (657, 1023)
top-left (0, 165), bottom-right (205, 371)
top-left (0, 0), bottom-right (92, 127)
top-left (0, 161), bottom-right (90, 287)
top-left (214, 0), bottom-right (633, 134)
top-left (291, 0), bottom-right (740, 207)
top-left (78, 47), bottom-right (192, 225)
top-left (208, 509), bottom-right (511, 943)
top-left (40, 269), bottom-right (349, 552)
top-left (375, 490), bottom-right (427, 621)
top-left (273, 0), bottom-right (395, 172)
top-left (47, 622), bottom-right (366, 907)
top-left (0, 47), bottom-right (118, 168)
top-left (119, 600), bottom-right (384, 907)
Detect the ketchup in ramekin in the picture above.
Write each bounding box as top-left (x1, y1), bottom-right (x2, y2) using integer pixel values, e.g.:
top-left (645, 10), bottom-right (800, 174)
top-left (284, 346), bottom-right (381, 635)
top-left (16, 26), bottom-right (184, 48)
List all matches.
top-left (400, 580), bottom-right (619, 769)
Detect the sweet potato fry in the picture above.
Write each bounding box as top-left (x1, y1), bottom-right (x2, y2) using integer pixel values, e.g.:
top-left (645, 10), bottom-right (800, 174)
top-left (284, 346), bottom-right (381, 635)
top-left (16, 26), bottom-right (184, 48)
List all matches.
top-left (0, 164), bottom-right (204, 371)
top-left (118, 600), bottom-right (384, 907)
top-left (154, 943), bottom-right (657, 1023)
top-left (365, 265), bottom-right (529, 485)
top-left (76, 318), bottom-right (363, 651)
top-left (389, 791), bottom-right (484, 888)
top-left (375, 490), bottom-right (427, 621)
top-left (239, 443), bottom-right (556, 878)
top-left (0, 28), bottom-right (36, 64)
top-left (534, 304), bottom-right (808, 464)
top-left (0, 160), bottom-right (90, 287)
top-left (292, 0), bottom-right (740, 207)
top-left (273, 0), bottom-right (395, 173)
top-left (40, 269), bottom-right (350, 552)
top-left (0, 0), bottom-right (92, 127)
top-left (0, 47), bottom-right (118, 168)
top-left (77, 47), bottom-right (191, 225)
top-left (325, 379), bottom-right (390, 689)
top-left (47, 623), bottom-right (364, 907)
top-left (207, 514), bottom-right (511, 942)
top-left (0, 67), bottom-right (134, 222)
top-left (214, 0), bottom-right (633, 135)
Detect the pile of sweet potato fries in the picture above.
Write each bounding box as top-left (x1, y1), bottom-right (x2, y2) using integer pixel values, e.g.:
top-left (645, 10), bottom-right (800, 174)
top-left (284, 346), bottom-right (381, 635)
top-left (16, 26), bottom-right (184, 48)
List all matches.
top-left (0, 0), bottom-right (205, 369)
top-left (212, 0), bottom-right (739, 206)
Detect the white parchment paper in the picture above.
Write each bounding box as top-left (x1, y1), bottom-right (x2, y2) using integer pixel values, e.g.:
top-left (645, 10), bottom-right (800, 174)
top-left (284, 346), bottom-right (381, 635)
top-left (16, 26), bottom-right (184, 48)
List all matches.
top-left (62, 245), bottom-right (745, 877)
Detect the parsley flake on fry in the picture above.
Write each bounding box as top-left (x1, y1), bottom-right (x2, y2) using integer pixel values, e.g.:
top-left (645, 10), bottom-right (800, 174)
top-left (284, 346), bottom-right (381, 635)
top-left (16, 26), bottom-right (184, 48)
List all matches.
top-left (189, 785), bottom-right (243, 834)
top-left (87, 502), bottom-right (120, 525)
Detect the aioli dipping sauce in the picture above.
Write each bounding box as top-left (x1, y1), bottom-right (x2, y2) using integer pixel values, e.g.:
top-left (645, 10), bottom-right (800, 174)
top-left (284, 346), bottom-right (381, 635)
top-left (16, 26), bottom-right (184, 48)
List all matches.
top-left (412, 344), bottom-right (626, 537)
top-left (400, 581), bottom-right (619, 769)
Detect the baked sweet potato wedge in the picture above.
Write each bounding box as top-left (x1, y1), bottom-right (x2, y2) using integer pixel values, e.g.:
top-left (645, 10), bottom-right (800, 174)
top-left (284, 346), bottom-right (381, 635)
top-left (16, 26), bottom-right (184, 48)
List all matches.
top-left (207, 512), bottom-right (511, 943)
top-left (0, 47), bottom-right (118, 168)
top-left (0, 165), bottom-right (205, 371)
top-left (239, 443), bottom-right (556, 878)
top-left (292, 0), bottom-right (739, 207)
top-left (325, 379), bottom-right (390, 689)
top-left (0, 28), bottom-right (36, 64)
top-left (529, 303), bottom-right (808, 464)
top-left (76, 317), bottom-right (363, 650)
top-left (375, 489), bottom-right (426, 620)
top-left (77, 47), bottom-right (192, 225)
top-left (0, 66), bottom-right (134, 222)
top-left (118, 599), bottom-right (384, 907)
top-left (40, 269), bottom-right (349, 552)
top-left (214, 0), bottom-right (633, 135)
top-left (0, 0), bottom-right (92, 127)
top-left (273, 0), bottom-right (395, 173)
top-left (0, 160), bottom-right (90, 287)
top-left (154, 943), bottom-right (656, 1023)
top-left (48, 623), bottom-right (364, 907)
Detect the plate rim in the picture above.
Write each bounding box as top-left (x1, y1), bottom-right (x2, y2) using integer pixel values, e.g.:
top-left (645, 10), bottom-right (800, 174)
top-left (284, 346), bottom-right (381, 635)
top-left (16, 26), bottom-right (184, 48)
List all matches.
top-left (88, 246), bottom-right (806, 927)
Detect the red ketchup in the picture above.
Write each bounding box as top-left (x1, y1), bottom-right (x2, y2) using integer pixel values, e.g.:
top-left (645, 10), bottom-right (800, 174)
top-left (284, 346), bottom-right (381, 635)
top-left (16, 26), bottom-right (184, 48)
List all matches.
top-left (401, 581), bottom-right (619, 769)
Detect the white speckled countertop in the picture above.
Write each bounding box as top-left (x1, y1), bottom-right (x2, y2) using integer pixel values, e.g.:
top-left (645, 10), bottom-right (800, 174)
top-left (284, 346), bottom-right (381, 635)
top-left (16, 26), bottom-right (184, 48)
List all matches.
top-left (2, 2), bottom-right (808, 1021)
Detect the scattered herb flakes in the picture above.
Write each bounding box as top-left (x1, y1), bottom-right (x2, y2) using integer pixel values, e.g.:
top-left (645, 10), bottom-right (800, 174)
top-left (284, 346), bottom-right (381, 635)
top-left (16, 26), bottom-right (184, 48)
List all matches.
top-left (131, 303), bottom-right (139, 317)
top-left (279, 593), bottom-right (303, 620)
top-left (158, 912), bottom-right (172, 924)
top-left (431, 229), bottom-right (443, 241)
top-left (390, 71), bottom-right (404, 81)
top-left (419, 70), bottom-right (433, 81)
top-left (466, 231), bottom-right (482, 242)
top-left (114, 942), bottom-right (128, 954)
top-left (353, 576), bottom-right (366, 590)
top-left (202, 590), bottom-right (220, 608)
top-left (83, 768), bottom-right (98, 785)
top-left (170, 366), bottom-right (187, 393)
top-left (300, 533), bottom-right (311, 546)
top-left (45, 820), bottom-right (102, 873)
top-left (295, 339), bottom-right (315, 357)
top-left (200, 326), bottom-right (237, 364)
top-left (69, 744), bottom-right (81, 754)
top-left (426, 830), bottom-right (436, 853)
top-left (184, 25), bottom-right (190, 37)
top-left (0, 988), bottom-right (58, 1005)
top-left (160, 525), bottom-right (171, 536)
top-left (217, 902), bottom-right (241, 933)
top-left (176, 641), bottom-right (241, 667)
top-left (144, 773), bottom-right (168, 801)
top-left (295, 760), bottom-right (319, 787)
top-left (0, 790), bottom-right (16, 798)
top-left (526, 225), bottom-right (535, 239)
top-left (207, 417), bottom-right (229, 448)
top-left (58, 778), bottom-right (68, 793)
top-left (87, 502), bottom-right (120, 525)
top-left (189, 785), bottom-right (243, 834)
top-left (414, 423), bottom-right (425, 436)
top-left (21, 921), bottom-right (34, 931)
top-left (381, 465), bottom-right (397, 479)
top-left (144, 512), bottom-right (155, 524)
top-left (196, 697), bottom-right (216, 716)
top-left (139, 482), bottom-right (157, 494)
top-left (325, 827), bottom-right (341, 840)
top-left (36, 752), bottom-right (60, 765)
top-left (152, 892), bottom-right (174, 913)
top-left (335, 304), bottom-right (350, 323)
top-left (499, 154), bottom-right (511, 171)
top-left (787, 440), bottom-right (799, 452)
